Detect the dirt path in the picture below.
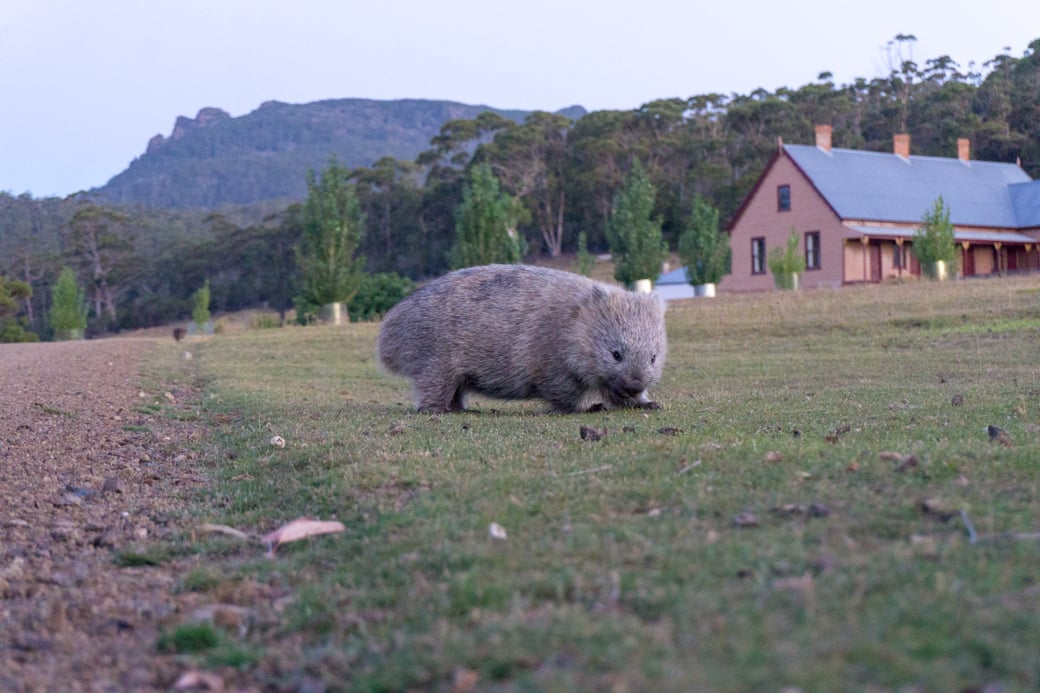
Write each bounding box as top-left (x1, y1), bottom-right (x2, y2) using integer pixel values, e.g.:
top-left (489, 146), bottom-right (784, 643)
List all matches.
top-left (0, 338), bottom-right (206, 692)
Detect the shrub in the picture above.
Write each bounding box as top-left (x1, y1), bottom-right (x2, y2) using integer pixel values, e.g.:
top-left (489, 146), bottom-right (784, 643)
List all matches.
top-left (192, 280), bottom-right (211, 329)
top-left (49, 267), bottom-right (89, 340)
top-left (573, 230), bottom-right (595, 277)
top-left (911, 196), bottom-right (957, 278)
top-left (767, 229), bottom-right (806, 290)
top-left (678, 195), bottom-right (730, 286)
top-left (348, 272), bottom-right (416, 322)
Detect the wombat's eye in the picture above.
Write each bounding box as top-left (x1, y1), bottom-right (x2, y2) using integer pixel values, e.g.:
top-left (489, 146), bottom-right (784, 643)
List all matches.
top-left (611, 350), bottom-right (623, 362)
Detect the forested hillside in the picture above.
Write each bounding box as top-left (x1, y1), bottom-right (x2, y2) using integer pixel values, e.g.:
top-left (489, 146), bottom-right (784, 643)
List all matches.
top-left (95, 99), bottom-right (588, 208)
top-left (2, 36), bottom-right (1039, 340)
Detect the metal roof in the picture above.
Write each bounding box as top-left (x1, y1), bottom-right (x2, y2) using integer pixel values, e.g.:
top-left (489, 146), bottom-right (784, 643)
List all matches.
top-left (844, 225), bottom-right (1039, 244)
top-left (1008, 181), bottom-right (1040, 228)
top-left (784, 144), bottom-right (1033, 229)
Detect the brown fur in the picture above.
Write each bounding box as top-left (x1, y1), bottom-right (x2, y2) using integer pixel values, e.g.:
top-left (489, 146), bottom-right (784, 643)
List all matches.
top-left (376, 264), bottom-right (667, 413)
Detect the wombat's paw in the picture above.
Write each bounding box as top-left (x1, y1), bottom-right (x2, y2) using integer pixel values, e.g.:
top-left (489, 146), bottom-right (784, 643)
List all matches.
top-left (636, 400), bottom-right (661, 410)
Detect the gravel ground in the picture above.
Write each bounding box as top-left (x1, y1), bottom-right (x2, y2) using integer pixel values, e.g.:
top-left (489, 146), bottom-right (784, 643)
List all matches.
top-left (0, 338), bottom-right (207, 692)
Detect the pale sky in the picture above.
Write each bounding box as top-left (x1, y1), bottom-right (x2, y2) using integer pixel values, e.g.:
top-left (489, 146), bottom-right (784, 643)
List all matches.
top-left (2, 0), bottom-right (1038, 198)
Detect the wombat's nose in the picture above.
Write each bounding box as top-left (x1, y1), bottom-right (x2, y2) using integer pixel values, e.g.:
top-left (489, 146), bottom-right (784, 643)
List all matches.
top-left (622, 379), bottom-right (645, 397)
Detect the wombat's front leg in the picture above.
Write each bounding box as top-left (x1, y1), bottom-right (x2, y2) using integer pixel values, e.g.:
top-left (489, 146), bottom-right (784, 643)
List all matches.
top-left (585, 391), bottom-right (660, 412)
top-left (631, 392), bottom-right (661, 409)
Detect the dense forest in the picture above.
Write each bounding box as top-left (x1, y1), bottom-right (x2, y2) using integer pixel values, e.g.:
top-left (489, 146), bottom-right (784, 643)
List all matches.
top-left (96, 99), bottom-right (588, 208)
top-left (2, 35), bottom-right (1039, 339)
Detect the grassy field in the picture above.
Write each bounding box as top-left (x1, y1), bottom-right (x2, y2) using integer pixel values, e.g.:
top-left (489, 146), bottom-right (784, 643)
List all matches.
top-left (162, 275), bottom-right (1040, 691)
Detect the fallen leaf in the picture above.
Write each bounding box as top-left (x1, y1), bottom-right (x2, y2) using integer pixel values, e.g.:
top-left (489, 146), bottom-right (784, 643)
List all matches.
top-left (765, 451), bottom-right (784, 463)
top-left (846, 461), bottom-right (860, 472)
top-left (657, 426), bottom-right (683, 436)
top-left (270, 435), bottom-right (286, 448)
top-left (188, 603), bottom-right (253, 637)
top-left (453, 668), bottom-right (479, 693)
top-left (880, 451), bottom-right (918, 471)
top-left (488, 522), bottom-right (508, 540)
top-left (174, 669), bottom-right (224, 691)
top-left (196, 523), bottom-right (251, 541)
top-left (263, 518), bottom-right (346, 556)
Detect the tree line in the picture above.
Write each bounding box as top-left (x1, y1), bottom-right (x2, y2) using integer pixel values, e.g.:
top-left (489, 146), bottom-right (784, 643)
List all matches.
top-left (2, 35), bottom-right (1038, 340)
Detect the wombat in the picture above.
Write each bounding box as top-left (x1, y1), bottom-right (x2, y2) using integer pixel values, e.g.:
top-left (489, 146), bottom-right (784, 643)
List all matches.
top-left (376, 264), bottom-right (667, 413)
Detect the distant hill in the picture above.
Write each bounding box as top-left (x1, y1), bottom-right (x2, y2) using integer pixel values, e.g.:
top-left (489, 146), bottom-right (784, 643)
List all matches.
top-left (93, 99), bottom-right (587, 209)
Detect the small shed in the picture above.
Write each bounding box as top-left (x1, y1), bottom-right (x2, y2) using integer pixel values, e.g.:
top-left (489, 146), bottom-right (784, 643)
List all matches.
top-left (654, 266), bottom-right (696, 301)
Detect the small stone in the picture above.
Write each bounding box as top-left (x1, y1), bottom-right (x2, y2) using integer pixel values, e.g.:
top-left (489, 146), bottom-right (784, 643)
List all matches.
top-left (102, 476), bottom-right (122, 494)
top-left (579, 425), bottom-right (607, 441)
top-left (732, 512), bottom-right (760, 528)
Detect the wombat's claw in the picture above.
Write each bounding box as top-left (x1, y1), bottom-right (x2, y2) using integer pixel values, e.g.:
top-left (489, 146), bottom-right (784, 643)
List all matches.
top-left (639, 400), bottom-right (661, 410)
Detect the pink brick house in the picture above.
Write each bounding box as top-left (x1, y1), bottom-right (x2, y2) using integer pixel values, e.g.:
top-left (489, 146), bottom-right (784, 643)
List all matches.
top-left (719, 125), bottom-right (1040, 292)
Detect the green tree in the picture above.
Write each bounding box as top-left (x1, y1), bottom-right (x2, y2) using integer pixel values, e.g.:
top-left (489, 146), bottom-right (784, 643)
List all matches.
top-left (296, 160), bottom-right (367, 307)
top-left (451, 163), bottom-right (527, 269)
top-left (49, 267), bottom-right (88, 340)
top-left (677, 195), bottom-right (730, 286)
top-left (606, 160), bottom-right (668, 286)
top-left (67, 204), bottom-right (138, 327)
top-left (192, 279), bottom-right (211, 329)
top-left (348, 272), bottom-right (415, 322)
top-left (0, 275), bottom-right (38, 342)
top-left (910, 195), bottom-right (957, 278)
top-left (573, 231), bottom-right (595, 277)
top-left (767, 229), bottom-right (806, 290)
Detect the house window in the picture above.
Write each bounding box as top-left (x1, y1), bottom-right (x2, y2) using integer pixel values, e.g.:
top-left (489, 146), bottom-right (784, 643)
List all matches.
top-left (751, 237), bottom-right (766, 274)
top-left (805, 231), bottom-right (821, 270)
top-left (777, 185), bottom-right (791, 211)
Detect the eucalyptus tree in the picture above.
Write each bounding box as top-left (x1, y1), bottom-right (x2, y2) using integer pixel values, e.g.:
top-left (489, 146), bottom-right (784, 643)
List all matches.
top-left (481, 111), bottom-right (572, 257)
top-left (66, 204), bottom-right (139, 325)
top-left (351, 156), bottom-right (424, 276)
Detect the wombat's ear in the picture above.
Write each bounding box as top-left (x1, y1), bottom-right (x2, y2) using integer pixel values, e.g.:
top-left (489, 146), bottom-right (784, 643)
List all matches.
top-left (587, 285), bottom-right (610, 306)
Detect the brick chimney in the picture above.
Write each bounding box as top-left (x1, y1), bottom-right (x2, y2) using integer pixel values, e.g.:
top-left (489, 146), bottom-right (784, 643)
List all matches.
top-left (893, 133), bottom-right (910, 158)
top-left (957, 138), bottom-right (971, 161)
top-left (815, 124), bottom-right (833, 152)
